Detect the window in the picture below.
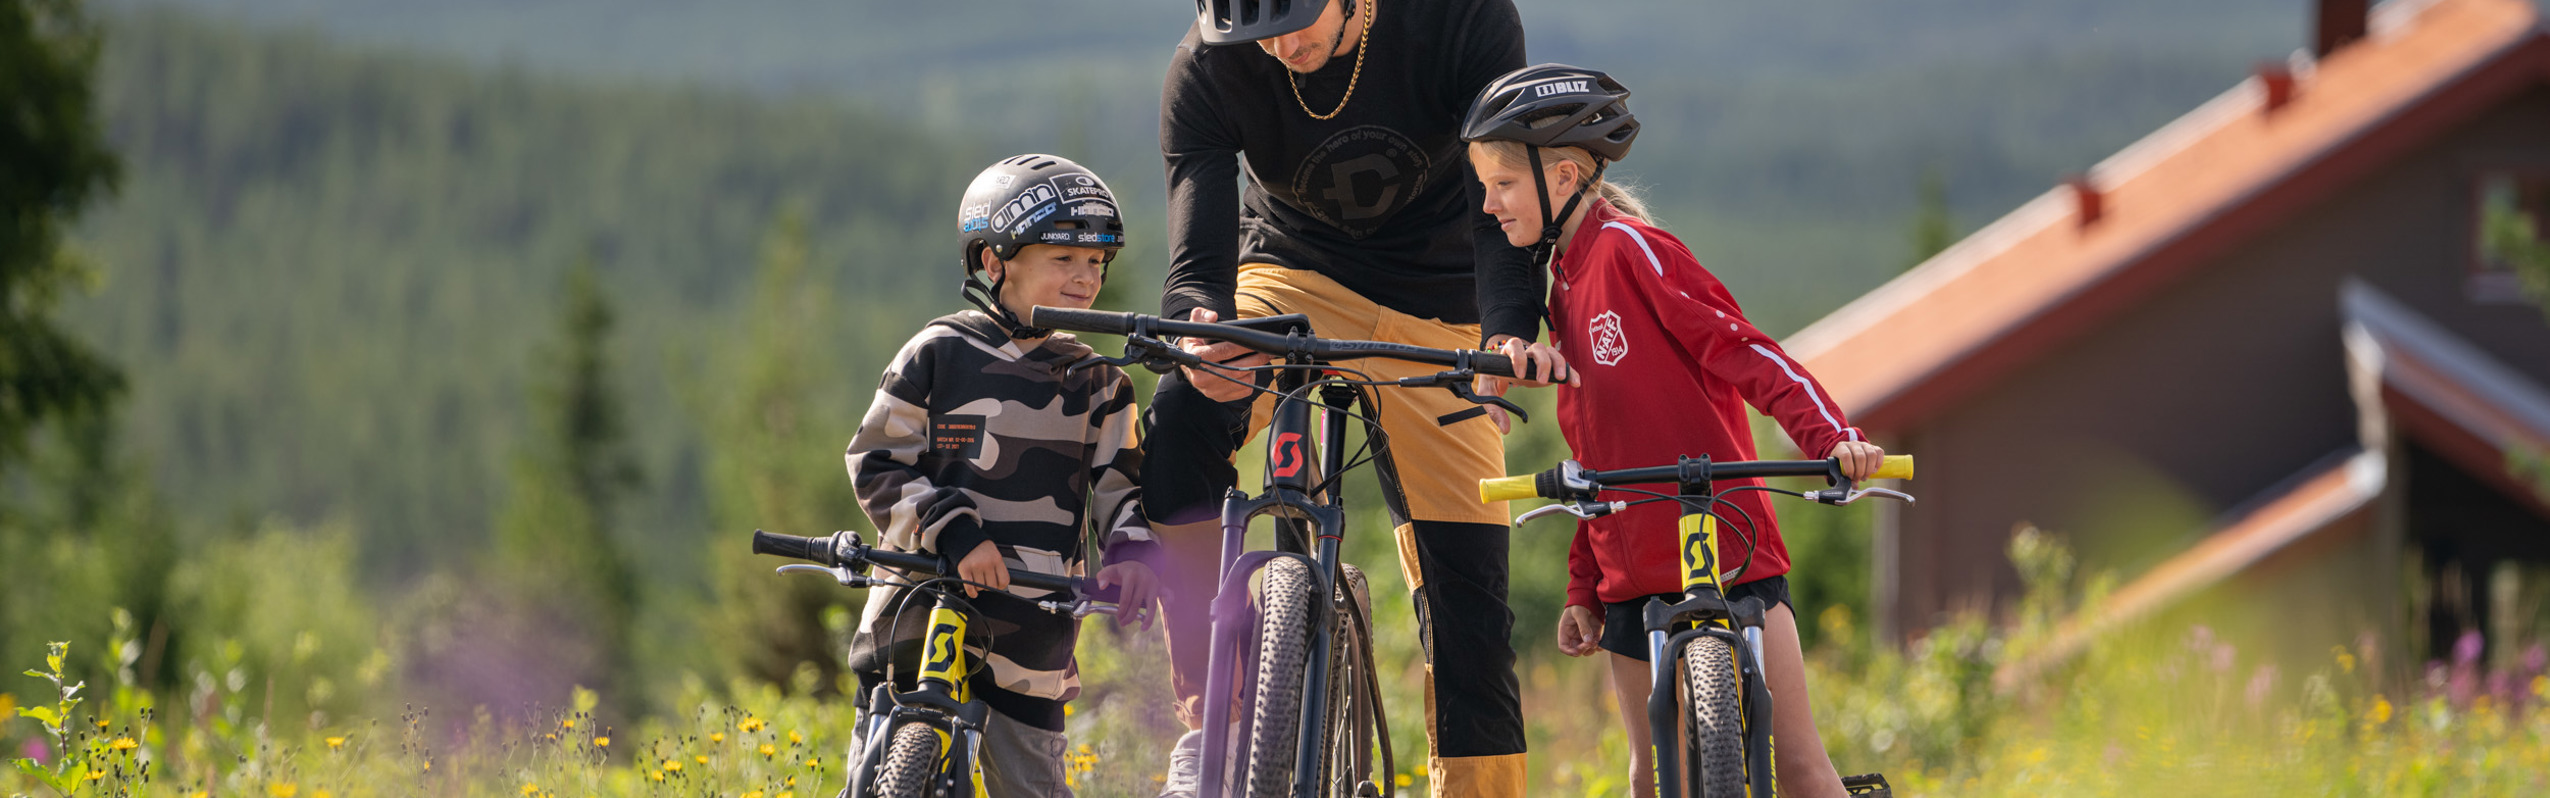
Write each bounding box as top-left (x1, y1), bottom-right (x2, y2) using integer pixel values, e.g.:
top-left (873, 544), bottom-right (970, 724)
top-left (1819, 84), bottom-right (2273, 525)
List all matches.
top-left (2469, 171), bottom-right (2550, 304)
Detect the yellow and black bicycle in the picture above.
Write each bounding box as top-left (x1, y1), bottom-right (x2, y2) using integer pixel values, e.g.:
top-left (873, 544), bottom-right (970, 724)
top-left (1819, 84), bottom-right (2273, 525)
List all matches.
top-left (1482, 454), bottom-right (1914, 798)
top-left (749, 529), bottom-right (1140, 798)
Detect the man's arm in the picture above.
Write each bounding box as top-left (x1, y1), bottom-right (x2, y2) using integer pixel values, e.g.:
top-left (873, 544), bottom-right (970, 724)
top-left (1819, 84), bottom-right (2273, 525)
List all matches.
top-left (847, 331), bottom-right (989, 560)
top-left (1160, 41), bottom-right (1245, 323)
top-left (1452, 0), bottom-right (1538, 345)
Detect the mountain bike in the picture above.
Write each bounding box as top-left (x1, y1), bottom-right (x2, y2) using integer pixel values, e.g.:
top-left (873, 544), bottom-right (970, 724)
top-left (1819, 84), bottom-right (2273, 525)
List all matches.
top-left (1030, 305), bottom-right (1536, 798)
top-left (749, 529), bottom-right (1142, 798)
top-left (1480, 455), bottom-right (1913, 798)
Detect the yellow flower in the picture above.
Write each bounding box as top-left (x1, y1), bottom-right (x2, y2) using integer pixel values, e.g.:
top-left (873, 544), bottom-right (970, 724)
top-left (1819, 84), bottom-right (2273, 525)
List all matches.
top-left (522, 783), bottom-right (540, 796)
top-left (1063, 704), bottom-right (1075, 717)
top-left (650, 773), bottom-right (665, 784)
top-left (190, 792), bottom-right (209, 798)
top-left (662, 759), bottom-right (683, 773)
top-left (739, 717), bottom-right (765, 733)
top-left (593, 737), bottom-right (610, 748)
top-left (785, 776), bottom-right (796, 787)
top-left (96, 719), bottom-right (111, 730)
top-left (806, 757), bottom-right (822, 770)
top-left (544, 733), bottom-right (558, 742)
top-left (2370, 695), bottom-right (2394, 725)
top-left (744, 792), bottom-right (764, 798)
top-left (787, 729), bottom-right (803, 745)
top-left (2534, 675), bottom-right (2548, 701)
top-left (1395, 773), bottom-right (1413, 787)
top-left (110, 737), bottom-right (138, 751)
top-left (2334, 646), bottom-right (2357, 675)
top-left (777, 793), bottom-right (794, 798)
top-left (710, 732), bottom-right (725, 744)
top-left (694, 755), bottom-right (709, 765)
top-left (562, 718), bottom-right (576, 730)
top-left (315, 792), bottom-right (333, 798)
top-left (86, 770), bottom-right (107, 782)
top-left (760, 744), bottom-right (777, 758)
top-left (268, 784), bottom-right (299, 798)
top-left (326, 736), bottom-right (347, 751)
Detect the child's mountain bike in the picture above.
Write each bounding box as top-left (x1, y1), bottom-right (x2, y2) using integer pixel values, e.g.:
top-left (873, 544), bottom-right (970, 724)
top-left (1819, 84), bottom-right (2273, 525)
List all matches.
top-left (749, 529), bottom-right (1141, 798)
top-left (1031, 306), bottom-right (1536, 798)
top-left (1481, 455), bottom-right (1914, 798)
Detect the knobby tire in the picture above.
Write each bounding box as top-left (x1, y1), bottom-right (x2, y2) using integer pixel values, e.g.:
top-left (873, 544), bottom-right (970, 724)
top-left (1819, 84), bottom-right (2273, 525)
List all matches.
top-left (871, 721), bottom-right (943, 798)
top-left (1244, 556), bottom-right (1321, 797)
top-left (1680, 636), bottom-right (1747, 798)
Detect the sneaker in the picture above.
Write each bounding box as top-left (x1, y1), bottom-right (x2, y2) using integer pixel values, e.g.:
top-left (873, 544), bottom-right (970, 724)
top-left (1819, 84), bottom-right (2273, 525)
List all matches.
top-left (1157, 729), bottom-right (1203, 798)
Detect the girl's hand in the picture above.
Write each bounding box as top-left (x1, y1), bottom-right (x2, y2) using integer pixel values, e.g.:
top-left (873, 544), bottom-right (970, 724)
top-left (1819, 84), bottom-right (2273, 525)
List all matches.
top-left (1832, 440), bottom-right (1886, 481)
top-left (956, 540), bottom-right (1010, 598)
top-left (1093, 561), bottom-right (1160, 630)
top-left (1555, 604), bottom-right (1604, 657)
top-left (1477, 335), bottom-right (1579, 434)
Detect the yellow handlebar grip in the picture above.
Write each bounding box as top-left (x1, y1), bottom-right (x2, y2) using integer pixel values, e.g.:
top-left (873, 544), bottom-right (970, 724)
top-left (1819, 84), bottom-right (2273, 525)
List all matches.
top-left (1871, 455), bottom-right (1915, 481)
top-left (1479, 475), bottom-right (1539, 503)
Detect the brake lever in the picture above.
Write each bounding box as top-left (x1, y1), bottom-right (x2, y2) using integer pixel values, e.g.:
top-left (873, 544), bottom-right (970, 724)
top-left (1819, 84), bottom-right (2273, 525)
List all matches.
top-left (1038, 600), bottom-right (1153, 629)
top-left (1809, 486), bottom-right (1916, 506)
top-left (1070, 334), bottom-right (1203, 376)
top-left (776, 563), bottom-right (869, 587)
top-left (1515, 500), bottom-right (1627, 524)
top-left (1442, 378), bottom-right (1529, 424)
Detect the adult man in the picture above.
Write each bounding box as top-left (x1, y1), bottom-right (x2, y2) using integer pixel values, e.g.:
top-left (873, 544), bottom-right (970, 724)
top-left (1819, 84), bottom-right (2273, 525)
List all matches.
top-left (1145, 0), bottom-right (1566, 795)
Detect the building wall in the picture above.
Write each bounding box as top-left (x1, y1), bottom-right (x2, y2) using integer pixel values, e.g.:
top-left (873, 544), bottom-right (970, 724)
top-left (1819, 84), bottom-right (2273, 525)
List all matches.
top-left (1882, 83), bottom-right (2550, 640)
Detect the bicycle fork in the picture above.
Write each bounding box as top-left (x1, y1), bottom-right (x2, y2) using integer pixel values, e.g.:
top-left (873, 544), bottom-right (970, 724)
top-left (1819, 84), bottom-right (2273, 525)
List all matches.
top-left (1645, 504), bottom-right (1778, 798)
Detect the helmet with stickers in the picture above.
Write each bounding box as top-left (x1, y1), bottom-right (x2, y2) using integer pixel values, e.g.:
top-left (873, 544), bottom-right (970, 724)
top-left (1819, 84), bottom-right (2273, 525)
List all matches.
top-left (955, 154), bottom-right (1126, 338)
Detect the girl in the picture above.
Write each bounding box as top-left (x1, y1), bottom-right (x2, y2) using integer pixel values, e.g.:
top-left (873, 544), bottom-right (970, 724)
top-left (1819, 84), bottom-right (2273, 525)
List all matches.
top-left (1464, 64), bottom-right (1885, 798)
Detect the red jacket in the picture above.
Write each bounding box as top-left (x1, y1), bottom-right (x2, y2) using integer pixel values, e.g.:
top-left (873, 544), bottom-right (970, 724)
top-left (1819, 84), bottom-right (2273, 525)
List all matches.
top-left (1549, 199), bottom-right (1865, 609)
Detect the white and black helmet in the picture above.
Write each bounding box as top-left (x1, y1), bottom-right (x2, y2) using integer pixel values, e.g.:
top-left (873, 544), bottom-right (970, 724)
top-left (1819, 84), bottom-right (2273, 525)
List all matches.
top-left (956, 154), bottom-right (1125, 338)
top-left (1193, 0), bottom-right (1341, 45)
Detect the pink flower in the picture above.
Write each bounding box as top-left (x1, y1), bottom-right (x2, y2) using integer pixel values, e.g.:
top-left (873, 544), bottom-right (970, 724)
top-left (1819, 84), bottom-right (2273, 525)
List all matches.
top-left (20, 738), bottom-right (47, 766)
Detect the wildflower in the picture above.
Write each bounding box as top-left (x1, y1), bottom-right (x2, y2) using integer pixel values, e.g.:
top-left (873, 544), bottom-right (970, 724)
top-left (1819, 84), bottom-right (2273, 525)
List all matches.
top-left (662, 759), bottom-right (682, 773)
top-left (315, 792), bottom-right (333, 798)
top-left (744, 792), bottom-right (764, 798)
top-left (269, 784), bottom-right (299, 798)
top-left (650, 773), bottom-right (665, 784)
top-left (760, 744), bottom-right (777, 758)
top-left (87, 770), bottom-right (107, 782)
top-left (2370, 695), bottom-right (2394, 725)
top-left (2335, 646), bottom-right (2357, 675)
top-left (710, 732), bottom-right (725, 744)
top-left (806, 757), bottom-right (822, 770)
top-left (1063, 704), bottom-right (1075, 717)
top-left (96, 719), bottom-right (111, 730)
top-left (594, 737), bottom-right (610, 748)
top-left (110, 737), bottom-right (138, 751)
top-left (326, 736), bottom-right (347, 751)
top-left (778, 793), bottom-right (794, 798)
top-left (695, 755), bottom-right (709, 765)
top-left (562, 718), bottom-right (576, 730)
top-left (787, 729), bottom-right (802, 745)
top-left (2534, 675), bottom-right (2548, 701)
top-left (191, 792), bottom-right (209, 798)
top-left (1395, 773), bottom-right (1413, 787)
top-left (545, 733), bottom-right (558, 742)
top-left (739, 717), bottom-right (765, 733)
top-left (523, 783), bottom-right (540, 796)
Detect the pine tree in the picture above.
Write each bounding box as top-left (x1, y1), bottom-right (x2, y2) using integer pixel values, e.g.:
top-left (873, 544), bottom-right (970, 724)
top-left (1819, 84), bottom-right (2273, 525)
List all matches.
top-left (0, 0), bottom-right (124, 482)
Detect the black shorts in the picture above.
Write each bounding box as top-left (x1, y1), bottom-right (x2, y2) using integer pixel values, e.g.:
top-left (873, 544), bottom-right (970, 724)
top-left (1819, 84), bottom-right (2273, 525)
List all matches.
top-left (1596, 576), bottom-right (1793, 662)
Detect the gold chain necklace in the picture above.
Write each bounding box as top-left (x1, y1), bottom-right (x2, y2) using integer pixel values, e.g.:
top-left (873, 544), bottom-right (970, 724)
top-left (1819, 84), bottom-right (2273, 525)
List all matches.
top-left (1288, 0), bottom-right (1373, 121)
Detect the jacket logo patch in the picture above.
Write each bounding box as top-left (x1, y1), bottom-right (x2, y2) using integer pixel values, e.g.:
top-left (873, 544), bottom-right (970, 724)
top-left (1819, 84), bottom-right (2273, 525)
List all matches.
top-left (1590, 310), bottom-right (1628, 366)
top-left (931, 415), bottom-right (986, 458)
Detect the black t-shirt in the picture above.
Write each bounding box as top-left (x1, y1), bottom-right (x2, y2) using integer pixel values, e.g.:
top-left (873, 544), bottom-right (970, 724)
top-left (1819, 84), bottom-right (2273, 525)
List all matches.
top-left (1159, 0), bottom-right (1539, 343)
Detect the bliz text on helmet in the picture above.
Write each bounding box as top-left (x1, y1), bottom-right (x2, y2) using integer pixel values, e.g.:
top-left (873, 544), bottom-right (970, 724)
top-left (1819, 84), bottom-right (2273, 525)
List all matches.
top-left (1534, 80), bottom-right (1589, 97)
top-left (989, 183), bottom-right (1060, 232)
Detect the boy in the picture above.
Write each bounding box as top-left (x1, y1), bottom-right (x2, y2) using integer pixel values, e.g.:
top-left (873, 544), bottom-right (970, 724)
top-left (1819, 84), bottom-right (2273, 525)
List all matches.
top-left (845, 154), bottom-right (1163, 797)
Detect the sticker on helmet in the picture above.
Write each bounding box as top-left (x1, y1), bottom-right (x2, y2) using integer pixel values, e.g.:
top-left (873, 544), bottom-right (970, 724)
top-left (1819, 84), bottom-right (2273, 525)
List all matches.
top-left (989, 184), bottom-right (1059, 232)
top-left (1535, 80), bottom-right (1591, 97)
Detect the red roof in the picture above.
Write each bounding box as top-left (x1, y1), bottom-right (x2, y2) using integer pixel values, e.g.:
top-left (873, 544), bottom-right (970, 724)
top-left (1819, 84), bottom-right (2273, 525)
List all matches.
top-left (1788, 0), bottom-right (2550, 431)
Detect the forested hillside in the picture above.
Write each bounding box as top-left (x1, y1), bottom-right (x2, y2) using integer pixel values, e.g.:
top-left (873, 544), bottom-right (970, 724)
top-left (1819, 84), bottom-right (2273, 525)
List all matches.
top-left (70, 10), bottom-right (1021, 575)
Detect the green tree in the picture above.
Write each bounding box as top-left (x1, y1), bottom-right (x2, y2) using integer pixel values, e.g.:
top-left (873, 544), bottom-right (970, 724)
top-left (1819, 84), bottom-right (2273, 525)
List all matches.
top-left (489, 258), bottom-right (644, 694)
top-left (1905, 165), bottom-right (1958, 272)
top-left (701, 207), bottom-right (866, 693)
top-left (0, 0), bottom-right (124, 482)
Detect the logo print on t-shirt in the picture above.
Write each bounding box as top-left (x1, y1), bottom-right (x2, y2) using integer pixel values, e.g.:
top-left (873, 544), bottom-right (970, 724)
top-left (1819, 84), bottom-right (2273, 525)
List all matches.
top-left (1290, 125), bottom-right (1431, 239)
top-left (931, 415), bottom-right (986, 459)
top-left (1590, 310), bottom-right (1628, 366)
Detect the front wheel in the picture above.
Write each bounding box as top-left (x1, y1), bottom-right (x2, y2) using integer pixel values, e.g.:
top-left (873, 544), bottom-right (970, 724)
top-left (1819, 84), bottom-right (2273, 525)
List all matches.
top-left (1243, 556), bottom-right (1321, 797)
top-left (870, 720), bottom-right (944, 798)
top-left (1679, 635), bottom-right (1747, 798)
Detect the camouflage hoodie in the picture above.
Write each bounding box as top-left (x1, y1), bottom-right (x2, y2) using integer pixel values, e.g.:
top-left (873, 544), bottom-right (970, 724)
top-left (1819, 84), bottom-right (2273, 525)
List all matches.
top-left (845, 310), bottom-right (1155, 730)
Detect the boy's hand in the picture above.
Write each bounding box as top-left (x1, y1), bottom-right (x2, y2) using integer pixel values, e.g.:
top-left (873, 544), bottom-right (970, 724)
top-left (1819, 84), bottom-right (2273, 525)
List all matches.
top-left (1477, 335), bottom-right (1579, 434)
top-left (1556, 604), bottom-right (1604, 657)
top-left (1093, 561), bottom-right (1160, 630)
top-left (956, 540), bottom-right (1010, 598)
top-left (1177, 308), bottom-right (1270, 403)
top-left (1832, 441), bottom-right (1886, 481)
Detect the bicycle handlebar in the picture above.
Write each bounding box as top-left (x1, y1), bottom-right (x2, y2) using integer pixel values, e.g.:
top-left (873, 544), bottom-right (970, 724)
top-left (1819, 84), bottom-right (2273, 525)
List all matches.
top-left (1031, 306), bottom-right (1525, 380)
top-left (750, 529), bottom-right (1120, 603)
top-left (1479, 455), bottom-right (1915, 503)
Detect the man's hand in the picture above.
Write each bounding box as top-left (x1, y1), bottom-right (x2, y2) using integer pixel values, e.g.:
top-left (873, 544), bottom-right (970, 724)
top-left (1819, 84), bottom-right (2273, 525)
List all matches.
top-left (1556, 604), bottom-right (1604, 657)
top-left (1832, 440), bottom-right (1886, 481)
top-left (1477, 334), bottom-right (1579, 433)
top-left (1093, 561), bottom-right (1161, 629)
top-left (1177, 308), bottom-right (1272, 403)
top-left (955, 540), bottom-right (1010, 598)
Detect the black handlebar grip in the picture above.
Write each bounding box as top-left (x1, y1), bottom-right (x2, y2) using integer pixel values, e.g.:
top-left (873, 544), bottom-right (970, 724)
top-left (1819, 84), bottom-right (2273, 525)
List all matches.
top-left (1471, 351), bottom-right (1521, 380)
top-left (751, 530), bottom-right (831, 565)
top-left (1030, 306), bottom-right (1135, 335)
top-left (1079, 578), bottom-right (1124, 605)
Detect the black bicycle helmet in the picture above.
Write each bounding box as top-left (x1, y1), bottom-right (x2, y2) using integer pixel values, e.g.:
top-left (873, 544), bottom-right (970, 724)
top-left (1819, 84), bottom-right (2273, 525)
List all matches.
top-left (1462, 64), bottom-right (1640, 273)
top-left (1462, 63), bottom-right (1638, 162)
top-left (1194, 0), bottom-right (1339, 45)
top-left (955, 154), bottom-right (1126, 338)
